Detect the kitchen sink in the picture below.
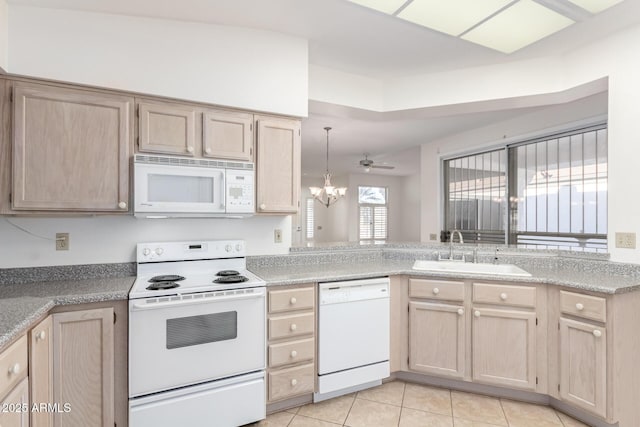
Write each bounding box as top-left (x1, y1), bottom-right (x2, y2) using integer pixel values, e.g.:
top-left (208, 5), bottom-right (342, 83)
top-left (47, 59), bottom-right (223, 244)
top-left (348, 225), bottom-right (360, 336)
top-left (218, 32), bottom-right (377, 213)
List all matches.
top-left (412, 260), bottom-right (532, 277)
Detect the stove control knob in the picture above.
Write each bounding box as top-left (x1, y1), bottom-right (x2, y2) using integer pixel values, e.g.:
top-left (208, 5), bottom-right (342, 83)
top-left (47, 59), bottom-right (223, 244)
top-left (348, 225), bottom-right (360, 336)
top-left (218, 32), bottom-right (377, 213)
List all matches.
top-left (155, 248), bottom-right (164, 256)
top-left (143, 248), bottom-right (151, 256)
top-left (225, 244), bottom-right (232, 252)
top-left (235, 243), bottom-right (243, 252)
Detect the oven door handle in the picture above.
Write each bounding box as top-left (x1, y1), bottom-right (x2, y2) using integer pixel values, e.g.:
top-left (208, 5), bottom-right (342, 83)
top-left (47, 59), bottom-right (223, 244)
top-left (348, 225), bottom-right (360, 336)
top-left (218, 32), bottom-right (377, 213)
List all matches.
top-left (131, 291), bottom-right (264, 311)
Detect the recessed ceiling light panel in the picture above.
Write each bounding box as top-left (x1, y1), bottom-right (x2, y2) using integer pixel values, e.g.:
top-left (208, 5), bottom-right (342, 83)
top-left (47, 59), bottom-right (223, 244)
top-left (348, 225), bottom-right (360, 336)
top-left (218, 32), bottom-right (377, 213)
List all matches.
top-left (566, 0), bottom-right (624, 14)
top-left (397, 0), bottom-right (513, 36)
top-left (345, 0), bottom-right (408, 15)
top-left (461, 0), bottom-right (575, 54)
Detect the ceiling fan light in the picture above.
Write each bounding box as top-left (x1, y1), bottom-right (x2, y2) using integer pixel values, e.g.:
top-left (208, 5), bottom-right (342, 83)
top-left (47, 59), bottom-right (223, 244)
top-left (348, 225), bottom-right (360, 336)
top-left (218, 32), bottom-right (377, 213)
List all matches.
top-left (364, 167), bottom-right (371, 173)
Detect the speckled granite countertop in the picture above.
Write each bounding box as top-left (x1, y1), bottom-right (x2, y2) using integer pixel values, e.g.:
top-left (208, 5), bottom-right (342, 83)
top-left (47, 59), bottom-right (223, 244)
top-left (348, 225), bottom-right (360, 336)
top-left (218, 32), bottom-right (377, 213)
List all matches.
top-left (0, 276), bottom-right (134, 351)
top-left (249, 259), bottom-right (640, 294)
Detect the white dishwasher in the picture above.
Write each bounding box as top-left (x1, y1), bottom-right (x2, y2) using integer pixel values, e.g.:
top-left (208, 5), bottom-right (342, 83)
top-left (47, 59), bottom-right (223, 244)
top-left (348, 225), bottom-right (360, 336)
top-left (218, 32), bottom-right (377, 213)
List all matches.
top-left (316, 277), bottom-right (390, 402)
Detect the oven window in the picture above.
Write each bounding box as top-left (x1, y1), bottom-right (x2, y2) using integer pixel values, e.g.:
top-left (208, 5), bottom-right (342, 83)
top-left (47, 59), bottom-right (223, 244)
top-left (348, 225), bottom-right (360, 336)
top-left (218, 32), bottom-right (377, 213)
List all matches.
top-left (148, 174), bottom-right (214, 203)
top-left (166, 311), bottom-right (237, 349)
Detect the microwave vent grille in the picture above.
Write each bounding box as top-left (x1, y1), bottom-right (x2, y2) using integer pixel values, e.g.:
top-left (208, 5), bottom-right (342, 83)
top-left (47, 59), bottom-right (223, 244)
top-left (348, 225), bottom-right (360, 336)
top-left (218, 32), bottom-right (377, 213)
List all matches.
top-left (135, 154), bottom-right (253, 170)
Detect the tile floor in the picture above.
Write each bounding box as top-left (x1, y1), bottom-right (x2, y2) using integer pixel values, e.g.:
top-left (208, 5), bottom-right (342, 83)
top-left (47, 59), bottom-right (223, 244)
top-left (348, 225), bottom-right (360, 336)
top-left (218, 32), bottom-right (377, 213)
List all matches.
top-left (253, 381), bottom-right (590, 427)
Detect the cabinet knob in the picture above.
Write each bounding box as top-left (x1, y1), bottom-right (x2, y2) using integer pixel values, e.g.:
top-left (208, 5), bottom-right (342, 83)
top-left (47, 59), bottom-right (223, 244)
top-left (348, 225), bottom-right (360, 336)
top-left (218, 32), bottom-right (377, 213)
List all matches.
top-left (259, 203), bottom-right (266, 210)
top-left (290, 323), bottom-right (297, 331)
top-left (500, 293), bottom-right (508, 301)
top-left (186, 146), bottom-right (194, 153)
top-left (291, 379), bottom-right (298, 386)
top-left (593, 329), bottom-right (602, 338)
top-left (205, 148), bottom-right (212, 154)
top-left (36, 330), bottom-right (46, 341)
top-left (457, 308), bottom-right (464, 316)
top-left (8, 363), bottom-right (20, 375)
top-left (474, 310), bottom-right (481, 318)
top-left (118, 201), bottom-right (127, 209)
top-left (576, 303), bottom-right (584, 311)
top-left (290, 297), bottom-right (297, 305)
top-left (290, 350), bottom-right (298, 358)
top-left (432, 288), bottom-right (440, 295)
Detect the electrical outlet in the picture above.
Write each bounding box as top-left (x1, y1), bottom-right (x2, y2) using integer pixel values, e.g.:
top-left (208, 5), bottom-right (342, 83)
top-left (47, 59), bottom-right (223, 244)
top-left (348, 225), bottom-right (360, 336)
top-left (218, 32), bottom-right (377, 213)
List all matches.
top-left (615, 232), bottom-right (636, 249)
top-left (56, 233), bottom-right (69, 251)
top-left (429, 233), bottom-right (437, 241)
top-left (274, 229), bottom-right (282, 243)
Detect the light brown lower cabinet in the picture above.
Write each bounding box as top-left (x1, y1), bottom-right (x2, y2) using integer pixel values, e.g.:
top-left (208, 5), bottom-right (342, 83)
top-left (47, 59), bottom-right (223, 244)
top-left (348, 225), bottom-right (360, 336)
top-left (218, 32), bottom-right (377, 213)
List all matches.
top-left (29, 315), bottom-right (53, 427)
top-left (52, 308), bottom-right (114, 427)
top-left (0, 377), bottom-right (30, 427)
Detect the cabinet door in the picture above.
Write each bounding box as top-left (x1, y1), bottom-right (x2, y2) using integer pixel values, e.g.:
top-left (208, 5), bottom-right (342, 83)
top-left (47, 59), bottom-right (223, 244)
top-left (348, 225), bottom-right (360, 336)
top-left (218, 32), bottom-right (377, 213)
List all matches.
top-left (12, 83), bottom-right (132, 211)
top-left (30, 316), bottom-right (53, 427)
top-left (255, 117), bottom-right (301, 213)
top-left (203, 110), bottom-right (253, 161)
top-left (472, 308), bottom-right (536, 390)
top-left (138, 101), bottom-right (197, 156)
top-left (409, 301), bottom-right (466, 378)
top-left (52, 308), bottom-right (114, 427)
top-left (559, 317), bottom-right (606, 418)
top-left (0, 377), bottom-right (29, 427)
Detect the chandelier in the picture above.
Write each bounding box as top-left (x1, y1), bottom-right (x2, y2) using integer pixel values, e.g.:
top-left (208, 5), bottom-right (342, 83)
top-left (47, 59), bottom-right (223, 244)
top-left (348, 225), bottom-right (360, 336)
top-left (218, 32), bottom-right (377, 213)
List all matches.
top-left (309, 127), bottom-right (347, 207)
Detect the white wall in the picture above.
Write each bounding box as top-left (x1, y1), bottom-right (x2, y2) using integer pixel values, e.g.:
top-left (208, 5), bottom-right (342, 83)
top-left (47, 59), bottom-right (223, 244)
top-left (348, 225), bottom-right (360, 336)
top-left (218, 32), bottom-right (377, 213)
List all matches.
top-left (309, 65), bottom-right (384, 112)
top-left (398, 172), bottom-right (421, 242)
top-left (300, 176), bottom-right (349, 243)
top-left (8, 5), bottom-right (308, 117)
top-left (0, 0), bottom-right (7, 72)
top-left (0, 215), bottom-right (291, 268)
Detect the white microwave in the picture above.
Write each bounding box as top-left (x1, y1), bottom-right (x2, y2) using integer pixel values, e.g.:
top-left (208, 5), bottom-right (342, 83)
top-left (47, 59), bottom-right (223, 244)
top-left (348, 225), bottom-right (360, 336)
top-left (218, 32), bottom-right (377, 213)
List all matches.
top-left (134, 155), bottom-right (254, 218)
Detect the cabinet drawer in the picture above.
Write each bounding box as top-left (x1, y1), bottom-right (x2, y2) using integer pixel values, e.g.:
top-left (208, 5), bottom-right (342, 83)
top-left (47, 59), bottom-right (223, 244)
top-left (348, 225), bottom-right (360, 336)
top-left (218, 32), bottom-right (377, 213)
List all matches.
top-left (269, 287), bottom-right (314, 313)
top-left (409, 279), bottom-right (465, 301)
top-left (0, 335), bottom-right (28, 399)
top-left (560, 290), bottom-right (606, 322)
top-left (269, 312), bottom-right (314, 340)
top-left (268, 363), bottom-right (314, 401)
top-left (268, 338), bottom-right (314, 368)
top-left (473, 283), bottom-right (536, 308)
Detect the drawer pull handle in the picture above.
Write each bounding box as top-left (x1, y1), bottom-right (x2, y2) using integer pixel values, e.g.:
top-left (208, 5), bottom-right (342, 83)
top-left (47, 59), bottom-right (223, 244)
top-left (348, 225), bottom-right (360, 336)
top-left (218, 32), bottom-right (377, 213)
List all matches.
top-left (593, 329), bottom-right (602, 338)
top-left (291, 379), bottom-right (298, 386)
top-left (500, 293), bottom-right (508, 301)
top-left (290, 324), bottom-right (297, 331)
top-left (8, 363), bottom-right (20, 375)
top-left (432, 288), bottom-right (440, 295)
top-left (474, 310), bottom-right (481, 318)
top-left (36, 330), bottom-right (46, 341)
top-left (290, 297), bottom-right (297, 305)
top-left (576, 303), bottom-right (585, 311)
top-left (290, 350), bottom-right (298, 358)
top-left (457, 308), bottom-right (464, 316)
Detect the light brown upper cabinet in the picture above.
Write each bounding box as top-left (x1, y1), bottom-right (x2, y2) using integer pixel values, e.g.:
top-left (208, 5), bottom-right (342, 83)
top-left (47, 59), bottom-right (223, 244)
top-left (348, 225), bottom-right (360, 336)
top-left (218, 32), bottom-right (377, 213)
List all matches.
top-left (11, 82), bottom-right (132, 212)
top-left (255, 116), bottom-right (301, 214)
top-left (203, 109), bottom-right (253, 161)
top-left (137, 101), bottom-right (197, 156)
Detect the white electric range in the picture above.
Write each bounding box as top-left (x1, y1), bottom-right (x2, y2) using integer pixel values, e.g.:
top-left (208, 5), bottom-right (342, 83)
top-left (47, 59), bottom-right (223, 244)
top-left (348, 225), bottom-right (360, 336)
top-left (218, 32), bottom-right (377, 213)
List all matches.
top-left (128, 240), bottom-right (266, 427)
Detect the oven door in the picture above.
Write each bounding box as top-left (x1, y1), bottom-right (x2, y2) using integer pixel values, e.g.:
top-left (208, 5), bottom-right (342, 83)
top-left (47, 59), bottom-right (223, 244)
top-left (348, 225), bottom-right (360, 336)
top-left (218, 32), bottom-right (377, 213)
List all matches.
top-left (134, 162), bottom-right (225, 215)
top-left (129, 287), bottom-right (265, 397)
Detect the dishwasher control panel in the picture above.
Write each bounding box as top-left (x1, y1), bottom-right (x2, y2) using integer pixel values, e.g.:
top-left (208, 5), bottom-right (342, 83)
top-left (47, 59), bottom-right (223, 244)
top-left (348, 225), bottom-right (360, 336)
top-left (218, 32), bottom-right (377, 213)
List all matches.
top-left (318, 277), bottom-right (389, 304)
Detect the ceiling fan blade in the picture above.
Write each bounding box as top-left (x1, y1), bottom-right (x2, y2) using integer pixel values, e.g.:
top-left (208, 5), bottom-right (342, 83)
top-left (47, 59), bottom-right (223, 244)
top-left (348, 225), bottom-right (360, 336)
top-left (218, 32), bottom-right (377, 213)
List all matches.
top-left (371, 165), bottom-right (395, 169)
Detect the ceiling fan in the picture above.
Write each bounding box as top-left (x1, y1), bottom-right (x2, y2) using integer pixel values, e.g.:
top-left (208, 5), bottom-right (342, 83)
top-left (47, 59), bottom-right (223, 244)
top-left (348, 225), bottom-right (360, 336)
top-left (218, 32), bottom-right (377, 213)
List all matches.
top-left (359, 154), bottom-right (395, 172)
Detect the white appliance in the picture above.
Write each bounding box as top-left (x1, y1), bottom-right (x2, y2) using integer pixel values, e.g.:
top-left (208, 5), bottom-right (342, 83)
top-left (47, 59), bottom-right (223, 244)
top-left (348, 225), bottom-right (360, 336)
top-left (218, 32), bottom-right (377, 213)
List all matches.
top-left (128, 240), bottom-right (266, 427)
top-left (134, 154), bottom-right (254, 218)
top-left (316, 277), bottom-right (390, 401)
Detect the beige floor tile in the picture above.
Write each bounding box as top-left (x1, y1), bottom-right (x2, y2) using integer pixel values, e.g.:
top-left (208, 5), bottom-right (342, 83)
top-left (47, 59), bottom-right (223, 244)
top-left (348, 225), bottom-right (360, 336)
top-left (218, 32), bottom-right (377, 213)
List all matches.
top-left (345, 398), bottom-right (402, 427)
top-left (285, 406), bottom-right (300, 414)
top-left (252, 411), bottom-right (295, 426)
top-left (451, 391), bottom-right (507, 426)
top-left (556, 411), bottom-right (590, 427)
top-left (289, 414), bottom-right (342, 427)
top-left (357, 381), bottom-right (406, 406)
top-left (402, 383), bottom-right (452, 416)
top-left (453, 418), bottom-right (505, 427)
top-left (297, 394), bottom-right (355, 424)
top-left (399, 407), bottom-right (453, 427)
top-left (500, 399), bottom-right (562, 427)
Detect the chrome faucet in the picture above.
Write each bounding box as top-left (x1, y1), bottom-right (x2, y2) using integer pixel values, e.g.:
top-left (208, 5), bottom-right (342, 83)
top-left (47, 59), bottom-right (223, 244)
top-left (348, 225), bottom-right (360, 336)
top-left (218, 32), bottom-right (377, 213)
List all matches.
top-left (449, 229), bottom-right (464, 260)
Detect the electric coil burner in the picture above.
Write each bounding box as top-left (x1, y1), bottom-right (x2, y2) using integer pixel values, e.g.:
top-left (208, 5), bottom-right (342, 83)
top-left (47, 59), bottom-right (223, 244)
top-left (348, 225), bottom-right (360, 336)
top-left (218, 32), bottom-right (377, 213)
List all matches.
top-left (148, 274), bottom-right (186, 282)
top-left (214, 275), bottom-right (249, 284)
top-left (146, 281), bottom-right (180, 291)
top-left (216, 270), bottom-right (240, 277)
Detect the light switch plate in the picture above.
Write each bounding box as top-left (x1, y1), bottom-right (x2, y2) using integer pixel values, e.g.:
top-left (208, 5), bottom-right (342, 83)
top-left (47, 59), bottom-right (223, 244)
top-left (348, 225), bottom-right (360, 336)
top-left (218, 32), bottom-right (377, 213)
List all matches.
top-left (615, 232), bottom-right (636, 249)
top-left (56, 233), bottom-right (69, 251)
top-left (429, 233), bottom-right (437, 241)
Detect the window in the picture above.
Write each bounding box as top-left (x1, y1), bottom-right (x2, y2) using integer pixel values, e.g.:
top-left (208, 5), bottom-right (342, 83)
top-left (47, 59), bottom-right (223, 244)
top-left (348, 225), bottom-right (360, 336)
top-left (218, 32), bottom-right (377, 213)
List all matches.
top-left (305, 198), bottom-right (314, 240)
top-left (443, 124), bottom-right (607, 251)
top-left (358, 186), bottom-right (388, 243)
